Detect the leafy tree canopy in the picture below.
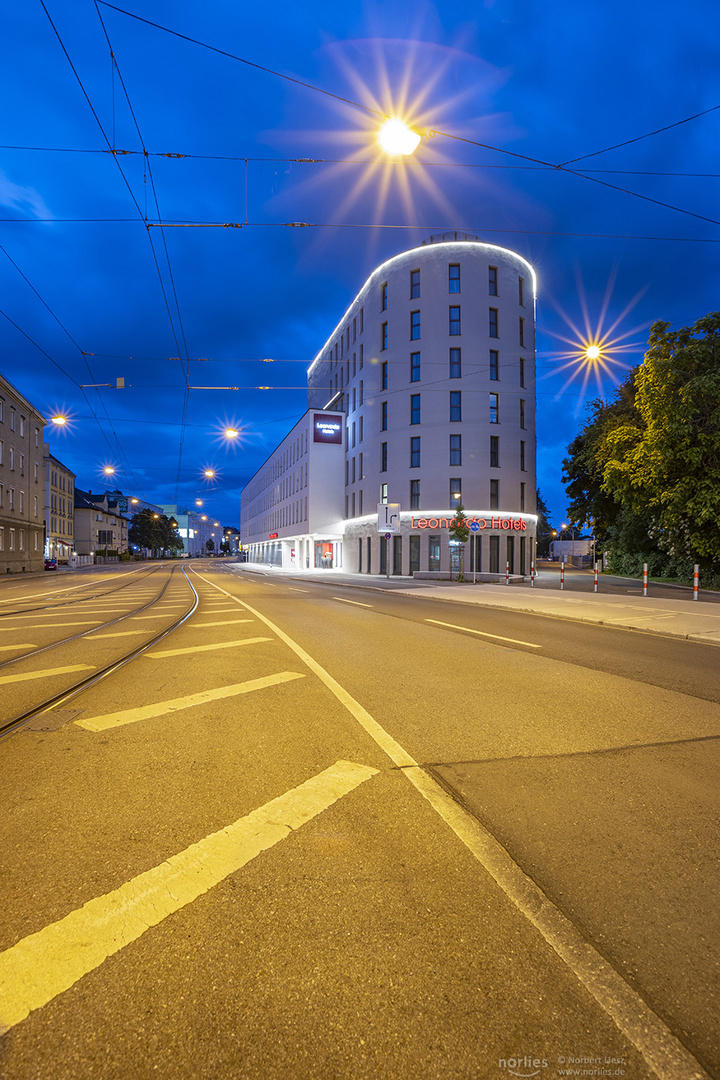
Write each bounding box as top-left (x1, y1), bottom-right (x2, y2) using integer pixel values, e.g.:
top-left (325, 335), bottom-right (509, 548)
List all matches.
top-left (129, 509), bottom-right (184, 555)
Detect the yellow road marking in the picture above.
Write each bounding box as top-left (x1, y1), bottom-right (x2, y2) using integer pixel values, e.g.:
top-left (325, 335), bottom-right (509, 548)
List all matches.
top-left (0, 620), bottom-right (101, 627)
top-left (0, 644), bottom-right (35, 651)
top-left (85, 630), bottom-right (150, 638)
top-left (425, 619), bottom-right (542, 648)
top-left (75, 671), bottom-right (304, 731)
top-left (145, 637), bottom-right (270, 658)
top-left (0, 760), bottom-right (377, 1034)
top-left (192, 569), bottom-right (709, 1080)
top-left (0, 665), bottom-right (95, 685)
top-left (192, 619), bottom-right (254, 627)
top-left (125, 614), bottom-right (186, 620)
top-left (332, 597), bottom-right (373, 608)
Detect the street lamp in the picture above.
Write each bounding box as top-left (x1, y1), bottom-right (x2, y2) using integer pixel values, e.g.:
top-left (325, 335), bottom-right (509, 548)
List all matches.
top-left (378, 118), bottom-right (422, 156)
top-left (224, 427), bottom-right (240, 440)
top-left (51, 415), bottom-right (68, 426)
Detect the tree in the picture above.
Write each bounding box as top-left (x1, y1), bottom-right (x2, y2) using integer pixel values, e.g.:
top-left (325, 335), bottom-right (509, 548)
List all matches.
top-left (129, 510), bottom-right (184, 558)
top-left (602, 313), bottom-right (720, 568)
top-left (205, 538), bottom-right (215, 554)
top-left (448, 503), bottom-right (470, 581)
top-left (535, 488), bottom-right (552, 557)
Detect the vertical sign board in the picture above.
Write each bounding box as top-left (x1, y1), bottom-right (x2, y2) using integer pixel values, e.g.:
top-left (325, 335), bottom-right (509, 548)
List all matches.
top-left (377, 503), bottom-right (401, 533)
top-left (313, 413), bottom-right (343, 444)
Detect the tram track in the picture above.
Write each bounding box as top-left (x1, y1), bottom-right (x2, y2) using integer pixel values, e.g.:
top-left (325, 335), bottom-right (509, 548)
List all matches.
top-left (0, 563), bottom-right (162, 620)
top-left (0, 565), bottom-right (199, 741)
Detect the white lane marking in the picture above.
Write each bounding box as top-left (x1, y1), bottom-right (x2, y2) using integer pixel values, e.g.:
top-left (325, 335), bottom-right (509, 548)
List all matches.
top-left (332, 597), bottom-right (373, 608)
top-left (145, 637), bottom-right (270, 659)
top-left (192, 569), bottom-right (707, 1080)
top-left (0, 665), bottom-right (95, 685)
top-left (0, 760), bottom-right (377, 1034)
top-left (425, 619), bottom-right (542, 648)
top-left (76, 672), bottom-right (304, 732)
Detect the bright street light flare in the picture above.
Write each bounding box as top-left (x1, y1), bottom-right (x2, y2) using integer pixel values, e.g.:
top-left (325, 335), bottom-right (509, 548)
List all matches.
top-left (378, 118), bottom-right (422, 156)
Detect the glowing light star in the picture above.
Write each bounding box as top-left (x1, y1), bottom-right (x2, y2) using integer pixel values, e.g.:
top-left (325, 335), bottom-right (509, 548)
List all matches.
top-left (541, 272), bottom-right (651, 408)
top-left (224, 427), bottom-right (240, 439)
top-left (204, 469), bottom-right (216, 478)
top-left (103, 465), bottom-right (116, 476)
top-left (378, 118), bottom-right (421, 156)
top-left (51, 415), bottom-right (67, 426)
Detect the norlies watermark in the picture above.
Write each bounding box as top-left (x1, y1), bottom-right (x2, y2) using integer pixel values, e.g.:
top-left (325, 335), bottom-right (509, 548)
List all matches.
top-left (497, 1056), bottom-right (549, 1078)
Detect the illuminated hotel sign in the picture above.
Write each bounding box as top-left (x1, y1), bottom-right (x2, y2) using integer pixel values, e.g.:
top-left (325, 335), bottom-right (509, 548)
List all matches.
top-left (313, 413), bottom-right (343, 444)
top-left (410, 515), bottom-right (528, 531)
top-left (269, 532), bottom-right (278, 539)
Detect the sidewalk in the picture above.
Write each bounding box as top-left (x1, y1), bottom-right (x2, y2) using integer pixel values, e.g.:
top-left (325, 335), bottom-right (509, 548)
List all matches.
top-left (232, 562), bottom-right (720, 646)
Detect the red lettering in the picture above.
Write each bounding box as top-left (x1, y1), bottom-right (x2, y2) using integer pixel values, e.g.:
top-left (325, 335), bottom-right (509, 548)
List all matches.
top-left (418, 517), bottom-right (428, 528)
top-left (428, 518), bottom-right (438, 528)
top-left (521, 519), bottom-right (527, 531)
top-left (501, 519), bottom-right (510, 530)
top-left (478, 518), bottom-right (487, 529)
top-left (491, 516), bottom-right (500, 529)
top-left (440, 518), bottom-right (449, 528)
top-left (513, 519), bottom-right (522, 531)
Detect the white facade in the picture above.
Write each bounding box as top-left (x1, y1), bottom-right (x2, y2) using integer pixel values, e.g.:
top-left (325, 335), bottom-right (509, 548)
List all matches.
top-left (242, 234), bottom-right (538, 576)
top-left (241, 410), bottom-right (344, 568)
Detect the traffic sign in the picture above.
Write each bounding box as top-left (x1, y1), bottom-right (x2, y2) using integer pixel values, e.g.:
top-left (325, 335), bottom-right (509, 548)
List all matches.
top-left (469, 520), bottom-right (480, 532)
top-left (377, 502), bottom-right (401, 533)
top-left (384, 532), bottom-right (391, 540)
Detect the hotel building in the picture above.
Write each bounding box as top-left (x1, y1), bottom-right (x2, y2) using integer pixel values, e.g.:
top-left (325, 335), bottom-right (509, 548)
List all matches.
top-left (241, 234), bottom-right (537, 575)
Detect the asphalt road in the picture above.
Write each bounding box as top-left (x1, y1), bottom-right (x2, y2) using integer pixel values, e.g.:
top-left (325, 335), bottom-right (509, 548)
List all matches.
top-left (0, 562), bottom-right (717, 1080)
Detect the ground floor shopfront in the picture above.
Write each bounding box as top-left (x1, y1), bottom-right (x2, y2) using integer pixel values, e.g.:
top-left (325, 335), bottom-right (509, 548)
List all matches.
top-left (244, 510), bottom-right (537, 578)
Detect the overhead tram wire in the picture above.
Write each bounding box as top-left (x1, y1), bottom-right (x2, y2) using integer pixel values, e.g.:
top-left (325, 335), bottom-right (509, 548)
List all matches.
top-left (0, 244), bottom-right (140, 490)
top-left (93, 2), bottom-right (719, 229)
top-left (3, 144), bottom-right (719, 179)
top-left (39, 0), bottom-right (194, 501)
top-left (93, 0), bottom-right (194, 501)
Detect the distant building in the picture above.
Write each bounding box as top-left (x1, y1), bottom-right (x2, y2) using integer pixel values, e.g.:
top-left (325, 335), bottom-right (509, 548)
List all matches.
top-left (549, 538), bottom-right (593, 559)
top-left (159, 505), bottom-right (219, 556)
top-left (43, 446), bottom-right (75, 563)
top-left (74, 489), bottom-right (129, 556)
top-left (0, 374), bottom-right (45, 573)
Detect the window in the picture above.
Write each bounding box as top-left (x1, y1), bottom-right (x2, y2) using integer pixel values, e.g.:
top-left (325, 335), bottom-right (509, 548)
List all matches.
top-left (519, 276), bottom-right (525, 306)
top-left (489, 350), bottom-right (499, 381)
top-left (410, 310), bottom-right (421, 340)
top-left (449, 348), bottom-right (461, 378)
top-left (359, 380), bottom-right (364, 405)
top-left (352, 420), bottom-right (356, 448)
top-left (490, 479), bottom-right (499, 510)
top-left (410, 352), bottom-right (421, 382)
top-left (490, 435), bottom-right (499, 468)
top-left (489, 308), bottom-right (499, 338)
top-left (410, 269), bottom-right (420, 298)
top-left (381, 322), bottom-right (388, 351)
top-left (359, 415), bottom-right (364, 442)
top-left (489, 535), bottom-right (500, 573)
top-left (449, 263), bottom-right (460, 293)
top-left (380, 483), bottom-right (388, 504)
top-left (410, 436), bottom-right (421, 468)
top-left (519, 317), bottom-right (525, 348)
top-left (520, 399), bottom-right (526, 429)
top-left (450, 480), bottom-right (462, 507)
top-left (381, 401), bottom-right (388, 430)
top-left (9, 448), bottom-right (14, 470)
top-left (520, 440), bottom-right (526, 471)
top-left (381, 362), bottom-right (388, 390)
top-left (381, 282), bottom-right (388, 310)
top-left (34, 427), bottom-right (39, 448)
top-left (9, 528), bottom-right (15, 551)
top-left (19, 416), bottom-right (25, 437)
top-left (449, 306), bottom-right (461, 336)
top-left (428, 535), bottom-right (441, 572)
top-left (352, 388), bottom-right (356, 413)
top-left (450, 391), bottom-right (462, 422)
top-left (10, 408), bottom-right (15, 431)
top-left (381, 442), bottom-right (388, 472)
top-left (410, 394), bottom-right (421, 425)
top-left (0, 527), bottom-right (3, 550)
top-left (519, 357), bottom-right (526, 387)
top-left (410, 479), bottom-right (420, 509)
top-left (359, 343), bottom-right (364, 369)
top-left (489, 266), bottom-right (498, 295)
top-left (490, 393), bottom-right (499, 424)
top-left (450, 434), bottom-right (462, 466)
top-left (409, 535), bottom-right (421, 573)
top-left (353, 316), bottom-right (357, 342)
top-left (19, 453), bottom-right (24, 474)
top-left (0, 440), bottom-right (3, 464)
top-left (360, 308), bottom-right (364, 333)
top-left (359, 452), bottom-right (363, 479)
top-left (520, 482), bottom-right (526, 511)
top-left (351, 457), bottom-right (356, 483)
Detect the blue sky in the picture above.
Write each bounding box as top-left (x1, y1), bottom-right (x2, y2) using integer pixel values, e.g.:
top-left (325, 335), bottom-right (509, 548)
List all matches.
top-left (1, 0), bottom-right (718, 527)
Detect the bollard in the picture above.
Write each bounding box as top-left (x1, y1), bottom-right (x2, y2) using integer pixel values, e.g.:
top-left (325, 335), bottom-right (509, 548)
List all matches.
top-left (505, 561), bottom-right (510, 585)
top-left (531, 561), bottom-right (536, 587)
top-left (693, 564), bottom-right (699, 601)
top-left (643, 562), bottom-right (648, 597)
top-left (560, 559), bottom-right (565, 591)
top-left (594, 561), bottom-right (598, 593)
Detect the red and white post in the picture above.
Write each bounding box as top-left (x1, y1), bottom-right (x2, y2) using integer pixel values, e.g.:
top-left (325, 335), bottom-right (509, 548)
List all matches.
top-left (531, 561), bottom-right (536, 587)
top-left (560, 558), bottom-right (565, 591)
top-left (594, 561), bottom-right (599, 593)
top-left (694, 564), bottom-right (699, 601)
top-left (506, 561), bottom-right (510, 585)
top-left (643, 563), bottom-right (648, 597)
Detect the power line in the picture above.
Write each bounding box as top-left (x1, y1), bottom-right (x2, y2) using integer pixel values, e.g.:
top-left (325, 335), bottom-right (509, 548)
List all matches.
top-left (558, 104), bottom-right (720, 167)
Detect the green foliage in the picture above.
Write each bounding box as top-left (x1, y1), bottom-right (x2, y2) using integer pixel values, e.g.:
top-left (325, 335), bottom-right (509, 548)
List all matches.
top-left (562, 312), bottom-right (720, 578)
top-left (129, 510), bottom-right (184, 556)
top-left (535, 488), bottom-right (553, 555)
top-left (449, 503), bottom-right (470, 580)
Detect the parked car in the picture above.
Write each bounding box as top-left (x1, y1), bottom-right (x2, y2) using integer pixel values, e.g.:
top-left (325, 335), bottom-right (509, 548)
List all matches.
top-left (44, 558), bottom-right (58, 570)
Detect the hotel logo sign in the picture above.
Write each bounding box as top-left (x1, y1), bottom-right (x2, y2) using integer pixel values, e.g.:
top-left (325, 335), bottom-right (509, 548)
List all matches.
top-left (313, 413), bottom-right (343, 444)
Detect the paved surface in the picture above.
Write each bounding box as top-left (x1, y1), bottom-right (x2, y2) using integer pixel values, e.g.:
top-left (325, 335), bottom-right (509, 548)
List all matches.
top-left (0, 562), bottom-right (717, 1080)
top-left (235, 562), bottom-right (720, 645)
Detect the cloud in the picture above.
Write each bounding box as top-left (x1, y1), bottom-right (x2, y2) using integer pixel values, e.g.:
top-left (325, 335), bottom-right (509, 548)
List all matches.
top-left (0, 168), bottom-right (52, 219)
